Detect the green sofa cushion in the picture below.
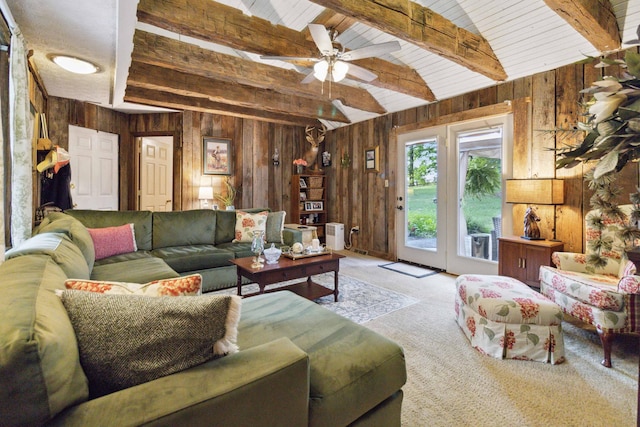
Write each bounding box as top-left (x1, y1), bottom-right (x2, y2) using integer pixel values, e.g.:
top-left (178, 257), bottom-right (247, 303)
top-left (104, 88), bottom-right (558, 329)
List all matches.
top-left (5, 232), bottom-right (90, 280)
top-left (153, 210), bottom-right (217, 248)
top-left (152, 245), bottom-right (234, 272)
top-left (239, 292), bottom-right (407, 427)
top-left (266, 211), bottom-right (286, 244)
top-left (91, 257), bottom-right (180, 283)
top-left (66, 210), bottom-right (153, 251)
top-left (0, 255), bottom-right (89, 426)
top-left (92, 249), bottom-right (155, 266)
top-left (33, 212), bottom-right (96, 270)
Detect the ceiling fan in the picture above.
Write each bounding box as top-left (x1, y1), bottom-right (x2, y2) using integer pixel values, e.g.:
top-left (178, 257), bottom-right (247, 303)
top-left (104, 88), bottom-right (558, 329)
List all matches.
top-left (261, 24), bottom-right (401, 84)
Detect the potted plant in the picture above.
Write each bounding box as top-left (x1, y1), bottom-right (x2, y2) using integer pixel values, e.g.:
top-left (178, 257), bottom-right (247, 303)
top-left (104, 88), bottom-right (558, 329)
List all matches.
top-left (556, 49), bottom-right (640, 266)
top-left (215, 177), bottom-right (239, 210)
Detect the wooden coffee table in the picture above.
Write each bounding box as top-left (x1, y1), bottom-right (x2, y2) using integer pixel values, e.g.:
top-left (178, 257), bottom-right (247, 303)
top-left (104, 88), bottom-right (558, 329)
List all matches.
top-left (230, 253), bottom-right (345, 301)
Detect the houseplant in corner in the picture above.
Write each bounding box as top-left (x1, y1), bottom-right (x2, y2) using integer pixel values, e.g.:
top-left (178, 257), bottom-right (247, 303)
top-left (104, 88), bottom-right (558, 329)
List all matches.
top-left (555, 49), bottom-right (640, 266)
top-left (215, 177), bottom-right (239, 210)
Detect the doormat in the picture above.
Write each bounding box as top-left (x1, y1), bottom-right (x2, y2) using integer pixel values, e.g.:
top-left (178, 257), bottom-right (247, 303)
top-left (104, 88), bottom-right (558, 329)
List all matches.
top-left (379, 262), bottom-right (440, 278)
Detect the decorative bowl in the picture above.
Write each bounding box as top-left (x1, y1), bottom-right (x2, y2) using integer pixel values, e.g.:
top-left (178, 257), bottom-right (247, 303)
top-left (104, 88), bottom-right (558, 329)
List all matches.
top-left (263, 243), bottom-right (282, 264)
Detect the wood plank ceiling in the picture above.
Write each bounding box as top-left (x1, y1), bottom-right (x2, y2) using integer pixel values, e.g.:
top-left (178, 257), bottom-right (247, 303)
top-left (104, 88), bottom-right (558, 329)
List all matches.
top-left (9, 0), bottom-right (640, 130)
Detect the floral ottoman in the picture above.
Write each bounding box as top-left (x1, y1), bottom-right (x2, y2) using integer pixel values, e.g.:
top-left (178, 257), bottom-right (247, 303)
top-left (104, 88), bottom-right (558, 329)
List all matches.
top-left (454, 274), bottom-right (565, 364)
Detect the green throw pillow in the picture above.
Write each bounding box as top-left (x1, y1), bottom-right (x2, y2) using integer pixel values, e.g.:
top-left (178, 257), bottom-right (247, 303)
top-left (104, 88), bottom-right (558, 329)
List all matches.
top-left (59, 291), bottom-right (241, 398)
top-left (266, 211), bottom-right (286, 244)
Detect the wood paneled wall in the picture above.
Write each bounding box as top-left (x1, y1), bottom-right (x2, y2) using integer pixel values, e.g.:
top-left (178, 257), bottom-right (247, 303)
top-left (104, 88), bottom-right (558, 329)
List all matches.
top-left (323, 51), bottom-right (639, 259)
top-left (41, 48), bottom-right (640, 259)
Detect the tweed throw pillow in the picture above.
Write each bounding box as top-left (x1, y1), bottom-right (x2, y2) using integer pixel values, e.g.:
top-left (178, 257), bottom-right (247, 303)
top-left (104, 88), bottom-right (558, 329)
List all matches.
top-left (64, 274), bottom-right (202, 296)
top-left (87, 223), bottom-right (137, 260)
top-left (233, 210), bottom-right (268, 242)
top-left (59, 291), bottom-right (242, 398)
top-left (266, 211), bottom-right (286, 244)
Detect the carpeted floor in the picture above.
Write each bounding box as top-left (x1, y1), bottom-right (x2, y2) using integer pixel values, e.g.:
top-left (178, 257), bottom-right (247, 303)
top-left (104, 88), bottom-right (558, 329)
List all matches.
top-left (335, 251), bottom-right (638, 427)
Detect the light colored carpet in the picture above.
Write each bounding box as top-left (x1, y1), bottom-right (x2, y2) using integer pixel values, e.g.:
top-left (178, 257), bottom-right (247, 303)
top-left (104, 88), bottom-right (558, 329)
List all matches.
top-left (379, 261), bottom-right (440, 278)
top-left (335, 251), bottom-right (638, 427)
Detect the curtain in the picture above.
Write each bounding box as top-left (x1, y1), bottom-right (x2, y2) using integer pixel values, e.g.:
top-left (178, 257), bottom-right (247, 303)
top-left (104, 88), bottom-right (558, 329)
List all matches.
top-left (9, 29), bottom-right (32, 247)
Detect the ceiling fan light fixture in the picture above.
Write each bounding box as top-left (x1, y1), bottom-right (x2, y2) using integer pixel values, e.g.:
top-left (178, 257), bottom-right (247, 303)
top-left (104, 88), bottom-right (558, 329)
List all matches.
top-left (49, 54), bottom-right (100, 74)
top-left (332, 60), bottom-right (348, 82)
top-left (313, 60), bottom-right (329, 81)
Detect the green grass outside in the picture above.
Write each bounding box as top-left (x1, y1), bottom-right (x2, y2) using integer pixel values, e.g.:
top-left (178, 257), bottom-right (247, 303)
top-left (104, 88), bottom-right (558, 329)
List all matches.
top-left (406, 184), bottom-right (501, 237)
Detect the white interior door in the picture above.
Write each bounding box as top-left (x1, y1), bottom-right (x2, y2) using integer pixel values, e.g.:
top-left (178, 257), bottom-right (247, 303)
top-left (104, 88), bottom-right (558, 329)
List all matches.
top-left (68, 125), bottom-right (118, 210)
top-left (139, 136), bottom-right (173, 211)
top-left (396, 126), bottom-right (447, 270)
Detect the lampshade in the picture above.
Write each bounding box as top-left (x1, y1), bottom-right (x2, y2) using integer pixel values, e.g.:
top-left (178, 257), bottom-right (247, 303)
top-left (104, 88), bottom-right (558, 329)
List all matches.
top-left (505, 179), bottom-right (564, 205)
top-left (198, 186), bottom-right (214, 200)
top-left (313, 60), bottom-right (329, 81)
top-left (332, 60), bottom-right (348, 82)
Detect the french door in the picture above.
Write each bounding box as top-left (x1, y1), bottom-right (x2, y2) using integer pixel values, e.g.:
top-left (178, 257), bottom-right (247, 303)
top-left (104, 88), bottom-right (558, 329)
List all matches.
top-left (396, 115), bottom-right (512, 275)
top-left (396, 127), bottom-right (447, 270)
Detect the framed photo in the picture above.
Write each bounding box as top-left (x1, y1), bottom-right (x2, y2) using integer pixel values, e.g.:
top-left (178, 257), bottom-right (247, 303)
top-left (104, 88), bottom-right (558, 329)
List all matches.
top-left (365, 146), bottom-right (379, 172)
top-left (203, 137), bottom-right (232, 175)
top-left (300, 192), bottom-right (307, 201)
top-left (305, 201), bottom-right (323, 211)
top-left (299, 178), bottom-right (307, 188)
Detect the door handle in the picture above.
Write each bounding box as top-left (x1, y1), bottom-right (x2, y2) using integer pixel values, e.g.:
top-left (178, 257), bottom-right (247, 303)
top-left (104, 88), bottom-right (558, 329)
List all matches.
top-left (396, 205), bottom-right (403, 210)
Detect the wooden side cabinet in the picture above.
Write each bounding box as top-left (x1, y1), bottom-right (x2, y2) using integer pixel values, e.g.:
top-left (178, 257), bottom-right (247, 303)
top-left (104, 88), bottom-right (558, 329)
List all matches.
top-left (498, 236), bottom-right (564, 288)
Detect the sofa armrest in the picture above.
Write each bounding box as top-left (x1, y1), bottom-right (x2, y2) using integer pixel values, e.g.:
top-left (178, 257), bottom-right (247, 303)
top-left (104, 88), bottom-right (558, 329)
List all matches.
top-left (48, 338), bottom-right (310, 427)
top-left (552, 251), bottom-right (589, 272)
top-left (283, 228), bottom-right (302, 246)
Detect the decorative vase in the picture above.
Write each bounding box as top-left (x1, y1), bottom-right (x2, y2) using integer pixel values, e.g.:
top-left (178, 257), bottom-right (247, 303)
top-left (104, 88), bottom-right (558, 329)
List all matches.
top-left (296, 165), bottom-right (304, 174)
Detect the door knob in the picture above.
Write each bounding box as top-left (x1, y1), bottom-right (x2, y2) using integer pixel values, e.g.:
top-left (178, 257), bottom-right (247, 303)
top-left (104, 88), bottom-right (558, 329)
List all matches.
top-left (70, 183), bottom-right (75, 189)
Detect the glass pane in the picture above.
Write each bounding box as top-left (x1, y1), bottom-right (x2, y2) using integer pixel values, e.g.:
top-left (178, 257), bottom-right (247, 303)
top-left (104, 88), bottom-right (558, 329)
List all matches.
top-left (457, 128), bottom-right (502, 261)
top-left (405, 139), bottom-right (438, 250)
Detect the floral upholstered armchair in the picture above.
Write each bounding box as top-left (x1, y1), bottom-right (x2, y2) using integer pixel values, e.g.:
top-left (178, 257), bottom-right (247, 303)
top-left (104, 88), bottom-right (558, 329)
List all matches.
top-left (539, 205), bottom-right (640, 367)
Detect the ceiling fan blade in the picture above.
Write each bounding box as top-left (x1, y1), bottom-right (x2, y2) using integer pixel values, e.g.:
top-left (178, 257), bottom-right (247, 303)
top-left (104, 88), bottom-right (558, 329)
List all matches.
top-left (260, 55), bottom-right (318, 62)
top-left (308, 24), bottom-right (334, 56)
top-left (301, 72), bottom-right (318, 84)
top-left (340, 40), bottom-right (401, 61)
top-left (346, 63), bottom-right (378, 82)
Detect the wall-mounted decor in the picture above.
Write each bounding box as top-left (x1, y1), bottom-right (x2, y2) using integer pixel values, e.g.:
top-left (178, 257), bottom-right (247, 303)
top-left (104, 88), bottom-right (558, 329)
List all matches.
top-left (365, 146), bottom-right (379, 172)
top-left (203, 137), bottom-right (232, 175)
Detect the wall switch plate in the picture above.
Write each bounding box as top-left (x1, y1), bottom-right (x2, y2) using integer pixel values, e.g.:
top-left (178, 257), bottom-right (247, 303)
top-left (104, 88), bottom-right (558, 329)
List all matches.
top-left (384, 179), bottom-right (389, 187)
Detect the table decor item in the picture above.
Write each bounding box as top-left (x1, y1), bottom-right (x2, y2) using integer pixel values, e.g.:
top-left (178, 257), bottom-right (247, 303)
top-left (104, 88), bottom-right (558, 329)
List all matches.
top-left (263, 243), bottom-right (282, 264)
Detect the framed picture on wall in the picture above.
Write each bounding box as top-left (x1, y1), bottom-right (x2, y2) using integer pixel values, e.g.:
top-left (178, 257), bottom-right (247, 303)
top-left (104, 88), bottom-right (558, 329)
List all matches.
top-left (365, 146), bottom-right (379, 172)
top-left (203, 137), bottom-right (232, 175)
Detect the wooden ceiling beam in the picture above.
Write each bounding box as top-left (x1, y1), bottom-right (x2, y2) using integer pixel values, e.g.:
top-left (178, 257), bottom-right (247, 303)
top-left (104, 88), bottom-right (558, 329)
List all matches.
top-left (132, 30), bottom-right (386, 115)
top-left (136, 0), bottom-right (434, 101)
top-left (543, 0), bottom-right (620, 51)
top-left (124, 86), bottom-right (320, 127)
top-left (308, 0), bottom-right (507, 81)
top-left (127, 61), bottom-right (350, 123)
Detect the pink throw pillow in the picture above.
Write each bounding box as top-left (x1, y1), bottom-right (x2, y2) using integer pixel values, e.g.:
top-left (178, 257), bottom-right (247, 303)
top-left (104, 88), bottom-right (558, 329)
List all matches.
top-left (87, 224), bottom-right (137, 260)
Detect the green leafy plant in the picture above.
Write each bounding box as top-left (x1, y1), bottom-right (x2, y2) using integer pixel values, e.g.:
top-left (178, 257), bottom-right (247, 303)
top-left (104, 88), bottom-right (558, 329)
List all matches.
top-left (555, 49), bottom-right (640, 264)
top-left (214, 177), bottom-right (239, 207)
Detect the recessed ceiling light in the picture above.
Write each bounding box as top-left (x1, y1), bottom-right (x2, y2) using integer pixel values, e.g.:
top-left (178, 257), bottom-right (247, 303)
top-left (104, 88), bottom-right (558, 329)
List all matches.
top-left (48, 54), bottom-right (100, 74)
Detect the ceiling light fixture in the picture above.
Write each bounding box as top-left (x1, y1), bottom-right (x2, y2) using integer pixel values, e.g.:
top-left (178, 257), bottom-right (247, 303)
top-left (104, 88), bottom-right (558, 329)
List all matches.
top-left (313, 58), bottom-right (348, 83)
top-left (49, 54), bottom-right (100, 74)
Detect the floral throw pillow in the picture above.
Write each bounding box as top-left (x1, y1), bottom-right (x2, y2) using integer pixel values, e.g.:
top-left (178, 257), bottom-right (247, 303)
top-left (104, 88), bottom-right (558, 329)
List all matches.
top-left (233, 210), bottom-right (268, 243)
top-left (65, 274), bottom-right (202, 296)
top-left (87, 223), bottom-right (137, 260)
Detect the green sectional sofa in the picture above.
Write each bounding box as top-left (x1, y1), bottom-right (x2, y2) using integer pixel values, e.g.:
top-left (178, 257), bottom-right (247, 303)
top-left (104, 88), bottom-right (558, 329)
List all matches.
top-left (0, 210), bottom-right (407, 426)
top-left (59, 208), bottom-right (300, 293)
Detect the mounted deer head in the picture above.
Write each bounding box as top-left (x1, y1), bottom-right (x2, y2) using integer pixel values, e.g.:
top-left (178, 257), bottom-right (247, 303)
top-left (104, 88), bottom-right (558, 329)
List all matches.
top-left (304, 124), bottom-right (327, 171)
